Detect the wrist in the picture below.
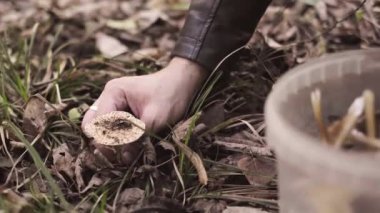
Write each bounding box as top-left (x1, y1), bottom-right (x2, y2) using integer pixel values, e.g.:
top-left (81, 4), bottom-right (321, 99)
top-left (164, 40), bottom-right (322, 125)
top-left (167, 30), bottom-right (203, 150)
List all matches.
top-left (166, 57), bottom-right (208, 86)
top-left (157, 57), bottom-right (208, 103)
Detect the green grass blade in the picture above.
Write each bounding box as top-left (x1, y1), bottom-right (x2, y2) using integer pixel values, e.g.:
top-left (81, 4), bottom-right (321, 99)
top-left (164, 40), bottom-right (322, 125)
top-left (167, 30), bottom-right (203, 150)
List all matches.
top-left (3, 121), bottom-right (72, 211)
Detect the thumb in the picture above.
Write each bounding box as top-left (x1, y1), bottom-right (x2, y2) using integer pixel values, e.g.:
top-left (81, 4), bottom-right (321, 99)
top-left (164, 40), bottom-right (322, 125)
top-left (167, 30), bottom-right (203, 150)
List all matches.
top-left (82, 99), bottom-right (100, 129)
top-left (82, 81), bottom-right (129, 129)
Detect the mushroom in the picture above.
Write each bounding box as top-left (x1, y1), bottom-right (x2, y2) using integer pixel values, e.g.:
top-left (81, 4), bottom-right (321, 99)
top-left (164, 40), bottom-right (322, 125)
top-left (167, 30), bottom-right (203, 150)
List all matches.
top-left (83, 111), bottom-right (145, 164)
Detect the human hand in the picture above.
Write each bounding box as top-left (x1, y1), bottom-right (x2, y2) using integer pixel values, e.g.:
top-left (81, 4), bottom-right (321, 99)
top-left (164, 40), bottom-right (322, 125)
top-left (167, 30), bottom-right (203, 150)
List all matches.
top-left (81, 57), bottom-right (207, 163)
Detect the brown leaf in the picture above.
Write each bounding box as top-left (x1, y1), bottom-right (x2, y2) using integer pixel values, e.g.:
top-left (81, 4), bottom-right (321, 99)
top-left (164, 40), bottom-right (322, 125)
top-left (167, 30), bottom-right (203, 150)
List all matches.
top-left (95, 33), bottom-right (128, 58)
top-left (118, 187), bottom-right (144, 206)
top-left (52, 143), bottom-right (75, 179)
top-left (80, 173), bottom-right (106, 193)
top-left (173, 136), bottom-right (208, 185)
top-left (0, 156), bottom-right (13, 168)
top-left (130, 48), bottom-right (161, 61)
top-left (172, 113), bottom-right (208, 185)
top-left (106, 19), bottom-right (139, 34)
top-left (0, 189), bottom-right (30, 212)
top-left (132, 9), bottom-right (166, 31)
top-left (44, 103), bottom-right (68, 117)
top-left (22, 96), bottom-right (47, 140)
top-left (214, 139), bottom-right (272, 156)
top-left (223, 206), bottom-right (268, 213)
top-left (199, 102), bottom-right (225, 128)
top-left (143, 136), bottom-right (156, 164)
top-left (75, 149), bottom-right (97, 190)
top-left (106, 10), bottom-right (167, 35)
top-left (237, 156), bottom-right (276, 186)
top-left (191, 199), bottom-right (227, 213)
top-left (75, 201), bottom-right (94, 213)
top-left (128, 196), bottom-right (185, 212)
top-left (55, 1), bottom-right (118, 19)
top-left (157, 141), bottom-right (176, 153)
top-left (173, 112), bottom-right (202, 140)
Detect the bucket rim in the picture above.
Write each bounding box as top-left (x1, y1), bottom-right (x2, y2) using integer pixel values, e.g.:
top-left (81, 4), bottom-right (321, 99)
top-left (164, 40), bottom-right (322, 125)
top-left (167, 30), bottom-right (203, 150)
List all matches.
top-left (265, 48), bottom-right (380, 181)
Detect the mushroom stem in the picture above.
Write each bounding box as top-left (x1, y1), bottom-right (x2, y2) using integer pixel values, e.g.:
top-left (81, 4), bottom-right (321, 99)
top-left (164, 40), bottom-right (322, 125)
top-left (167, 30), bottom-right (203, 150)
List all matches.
top-left (334, 97), bottom-right (365, 148)
top-left (311, 89), bottom-right (330, 143)
top-left (363, 90), bottom-right (376, 139)
top-left (351, 129), bottom-right (380, 149)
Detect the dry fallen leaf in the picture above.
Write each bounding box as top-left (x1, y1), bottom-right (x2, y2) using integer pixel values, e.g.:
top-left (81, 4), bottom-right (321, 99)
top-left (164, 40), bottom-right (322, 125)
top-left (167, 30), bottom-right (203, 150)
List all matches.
top-left (0, 189), bottom-right (31, 212)
top-left (223, 206), bottom-right (268, 213)
top-left (191, 199), bottom-right (227, 213)
top-left (106, 19), bottom-right (139, 34)
top-left (95, 32), bottom-right (128, 58)
top-left (22, 96), bottom-right (47, 140)
top-left (107, 10), bottom-right (167, 35)
top-left (118, 187), bottom-right (145, 206)
top-left (172, 113), bottom-right (208, 185)
top-left (128, 196), bottom-right (186, 212)
top-left (0, 156), bottom-right (13, 168)
top-left (80, 173), bottom-right (107, 193)
top-left (52, 143), bottom-right (75, 179)
top-left (75, 149), bottom-right (97, 190)
top-left (158, 141), bottom-right (176, 153)
top-left (237, 156), bottom-right (276, 186)
top-left (199, 102), bottom-right (225, 128)
top-left (142, 136), bottom-right (156, 164)
top-left (130, 48), bottom-right (161, 61)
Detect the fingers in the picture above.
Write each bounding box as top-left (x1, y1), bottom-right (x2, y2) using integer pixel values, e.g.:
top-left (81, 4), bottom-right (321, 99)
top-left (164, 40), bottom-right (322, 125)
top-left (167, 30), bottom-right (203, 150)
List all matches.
top-left (82, 79), bottom-right (129, 129)
top-left (95, 90), bottom-right (118, 117)
top-left (82, 99), bottom-right (99, 129)
top-left (140, 105), bottom-right (169, 133)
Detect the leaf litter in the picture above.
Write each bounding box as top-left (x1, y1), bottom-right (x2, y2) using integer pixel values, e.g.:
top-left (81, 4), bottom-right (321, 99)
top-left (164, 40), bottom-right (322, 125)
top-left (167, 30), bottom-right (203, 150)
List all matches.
top-left (0, 0), bottom-right (378, 212)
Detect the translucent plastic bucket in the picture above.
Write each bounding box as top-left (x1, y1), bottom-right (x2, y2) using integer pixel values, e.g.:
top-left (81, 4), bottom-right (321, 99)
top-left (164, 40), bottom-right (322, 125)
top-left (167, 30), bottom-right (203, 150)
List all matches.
top-left (265, 49), bottom-right (380, 213)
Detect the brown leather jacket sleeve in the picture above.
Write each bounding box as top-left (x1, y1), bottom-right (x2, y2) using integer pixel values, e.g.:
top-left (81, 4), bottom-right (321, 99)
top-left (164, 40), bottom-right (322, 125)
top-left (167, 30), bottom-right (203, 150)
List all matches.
top-left (172, 0), bottom-right (271, 72)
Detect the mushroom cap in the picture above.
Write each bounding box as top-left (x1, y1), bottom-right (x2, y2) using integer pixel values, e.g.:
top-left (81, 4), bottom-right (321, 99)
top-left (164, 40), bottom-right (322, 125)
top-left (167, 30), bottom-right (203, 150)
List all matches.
top-left (84, 111), bottom-right (145, 146)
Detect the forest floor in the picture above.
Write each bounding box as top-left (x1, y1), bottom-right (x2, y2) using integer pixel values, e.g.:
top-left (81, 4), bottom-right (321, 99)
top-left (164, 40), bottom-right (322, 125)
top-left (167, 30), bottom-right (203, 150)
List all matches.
top-left (0, 0), bottom-right (379, 212)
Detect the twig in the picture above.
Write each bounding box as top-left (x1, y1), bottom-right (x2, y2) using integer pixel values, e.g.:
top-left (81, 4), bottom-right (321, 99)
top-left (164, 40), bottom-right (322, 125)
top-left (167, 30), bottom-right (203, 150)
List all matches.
top-left (10, 141), bottom-right (26, 149)
top-left (214, 140), bottom-right (272, 156)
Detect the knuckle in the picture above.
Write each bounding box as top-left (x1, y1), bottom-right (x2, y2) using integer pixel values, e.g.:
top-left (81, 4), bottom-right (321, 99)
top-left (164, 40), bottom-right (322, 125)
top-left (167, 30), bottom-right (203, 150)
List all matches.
top-left (104, 79), bottom-right (118, 91)
top-left (140, 107), bottom-right (166, 132)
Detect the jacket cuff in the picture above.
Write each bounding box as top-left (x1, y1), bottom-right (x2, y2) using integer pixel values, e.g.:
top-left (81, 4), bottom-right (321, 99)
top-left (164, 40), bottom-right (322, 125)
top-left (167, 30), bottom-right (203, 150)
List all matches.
top-left (172, 0), bottom-right (271, 72)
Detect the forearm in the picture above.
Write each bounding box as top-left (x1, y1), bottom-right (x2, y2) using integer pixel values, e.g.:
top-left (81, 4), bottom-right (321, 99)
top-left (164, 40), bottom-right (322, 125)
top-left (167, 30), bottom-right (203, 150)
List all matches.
top-left (172, 0), bottom-right (272, 72)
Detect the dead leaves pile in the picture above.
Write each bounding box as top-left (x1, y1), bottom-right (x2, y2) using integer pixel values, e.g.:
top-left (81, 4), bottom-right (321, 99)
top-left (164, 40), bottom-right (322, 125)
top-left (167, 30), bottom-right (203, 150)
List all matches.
top-left (256, 0), bottom-right (380, 67)
top-left (0, 0), bottom-right (378, 212)
top-left (0, 95), bottom-right (277, 212)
